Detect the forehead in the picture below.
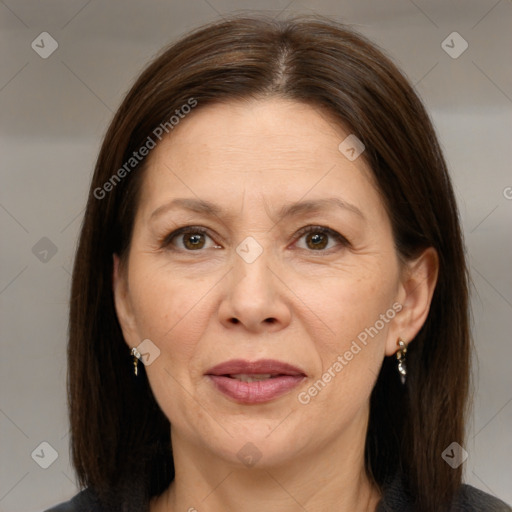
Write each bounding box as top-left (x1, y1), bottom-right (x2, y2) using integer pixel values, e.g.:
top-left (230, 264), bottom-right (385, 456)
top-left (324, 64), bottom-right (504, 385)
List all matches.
top-left (138, 98), bottom-right (382, 217)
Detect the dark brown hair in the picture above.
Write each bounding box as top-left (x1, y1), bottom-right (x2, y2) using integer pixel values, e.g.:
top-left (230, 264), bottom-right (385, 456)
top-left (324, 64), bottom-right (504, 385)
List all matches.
top-left (68, 14), bottom-right (469, 511)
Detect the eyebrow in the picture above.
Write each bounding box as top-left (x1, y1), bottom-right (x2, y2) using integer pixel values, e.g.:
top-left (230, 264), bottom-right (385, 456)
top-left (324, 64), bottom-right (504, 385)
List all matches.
top-left (150, 198), bottom-right (225, 221)
top-left (149, 197), bottom-right (365, 222)
top-left (276, 197), bottom-right (365, 221)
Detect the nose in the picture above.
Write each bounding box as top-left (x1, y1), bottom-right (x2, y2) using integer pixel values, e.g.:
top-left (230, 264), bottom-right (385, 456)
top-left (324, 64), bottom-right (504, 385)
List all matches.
top-left (217, 249), bottom-right (292, 333)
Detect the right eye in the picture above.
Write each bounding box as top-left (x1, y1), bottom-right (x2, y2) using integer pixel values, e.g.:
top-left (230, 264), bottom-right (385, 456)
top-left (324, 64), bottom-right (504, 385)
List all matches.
top-left (162, 226), bottom-right (222, 251)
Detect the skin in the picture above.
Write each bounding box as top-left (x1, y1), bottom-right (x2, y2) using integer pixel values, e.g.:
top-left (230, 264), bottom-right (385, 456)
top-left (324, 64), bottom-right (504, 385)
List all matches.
top-left (113, 98), bottom-right (438, 512)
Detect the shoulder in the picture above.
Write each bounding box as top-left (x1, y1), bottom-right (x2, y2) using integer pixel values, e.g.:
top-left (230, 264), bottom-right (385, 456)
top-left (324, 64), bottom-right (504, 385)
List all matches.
top-left (45, 484), bottom-right (510, 512)
top-left (453, 484), bottom-right (511, 511)
top-left (43, 489), bottom-right (103, 512)
top-left (378, 475), bottom-right (511, 511)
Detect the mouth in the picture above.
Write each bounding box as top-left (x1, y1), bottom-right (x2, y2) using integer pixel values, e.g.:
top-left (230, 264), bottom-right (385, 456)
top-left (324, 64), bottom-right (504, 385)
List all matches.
top-left (226, 373), bottom-right (282, 382)
top-left (205, 359), bottom-right (306, 404)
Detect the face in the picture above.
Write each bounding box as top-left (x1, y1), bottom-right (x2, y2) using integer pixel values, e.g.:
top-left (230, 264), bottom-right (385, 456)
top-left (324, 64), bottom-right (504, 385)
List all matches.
top-left (114, 98), bottom-right (431, 470)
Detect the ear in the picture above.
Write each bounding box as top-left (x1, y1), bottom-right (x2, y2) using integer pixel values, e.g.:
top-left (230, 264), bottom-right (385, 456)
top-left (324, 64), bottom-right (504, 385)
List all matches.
top-left (112, 253), bottom-right (139, 349)
top-left (385, 247), bottom-right (439, 356)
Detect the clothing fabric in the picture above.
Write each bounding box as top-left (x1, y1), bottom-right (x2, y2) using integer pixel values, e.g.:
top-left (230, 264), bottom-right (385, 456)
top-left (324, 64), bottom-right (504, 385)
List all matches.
top-left (44, 478), bottom-right (512, 512)
top-left (375, 475), bottom-right (511, 511)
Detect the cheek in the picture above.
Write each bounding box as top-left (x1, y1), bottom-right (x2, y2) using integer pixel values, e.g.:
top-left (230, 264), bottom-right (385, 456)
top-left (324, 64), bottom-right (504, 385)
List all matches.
top-left (305, 265), bottom-right (397, 351)
top-left (126, 262), bottom-right (215, 420)
top-left (297, 275), bottom-right (393, 419)
top-left (128, 260), bottom-right (213, 354)
top-left (294, 267), bottom-right (398, 413)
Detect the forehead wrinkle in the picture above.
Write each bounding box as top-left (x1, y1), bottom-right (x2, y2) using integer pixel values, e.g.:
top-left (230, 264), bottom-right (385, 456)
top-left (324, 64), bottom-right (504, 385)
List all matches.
top-left (188, 135), bottom-right (327, 164)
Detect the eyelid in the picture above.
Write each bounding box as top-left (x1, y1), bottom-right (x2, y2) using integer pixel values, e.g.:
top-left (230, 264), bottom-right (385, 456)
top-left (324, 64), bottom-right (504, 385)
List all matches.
top-left (292, 225), bottom-right (351, 249)
top-left (160, 224), bottom-right (350, 252)
top-left (160, 225), bottom-right (219, 249)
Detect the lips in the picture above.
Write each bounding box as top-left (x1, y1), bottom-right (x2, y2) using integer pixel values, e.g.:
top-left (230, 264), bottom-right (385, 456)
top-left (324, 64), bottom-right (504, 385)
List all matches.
top-left (206, 359), bottom-right (306, 377)
top-left (205, 359), bottom-right (306, 404)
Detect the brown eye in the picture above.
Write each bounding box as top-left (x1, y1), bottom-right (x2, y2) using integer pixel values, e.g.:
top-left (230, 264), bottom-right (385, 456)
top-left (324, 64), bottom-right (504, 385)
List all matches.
top-left (163, 227), bottom-right (220, 251)
top-left (306, 232), bottom-right (328, 250)
top-left (183, 233), bottom-right (206, 250)
top-left (295, 226), bottom-right (349, 252)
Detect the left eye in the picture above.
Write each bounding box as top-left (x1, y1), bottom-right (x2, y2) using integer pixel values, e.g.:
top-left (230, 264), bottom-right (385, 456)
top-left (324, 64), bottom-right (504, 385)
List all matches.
top-left (294, 226), bottom-right (348, 251)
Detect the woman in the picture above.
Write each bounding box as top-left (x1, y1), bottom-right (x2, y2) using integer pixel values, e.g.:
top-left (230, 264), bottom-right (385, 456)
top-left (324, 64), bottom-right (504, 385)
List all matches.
top-left (46, 14), bottom-right (510, 512)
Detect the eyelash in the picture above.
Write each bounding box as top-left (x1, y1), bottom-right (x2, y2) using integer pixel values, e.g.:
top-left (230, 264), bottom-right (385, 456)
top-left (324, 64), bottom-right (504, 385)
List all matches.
top-left (160, 225), bottom-right (350, 253)
top-left (294, 225), bottom-right (350, 250)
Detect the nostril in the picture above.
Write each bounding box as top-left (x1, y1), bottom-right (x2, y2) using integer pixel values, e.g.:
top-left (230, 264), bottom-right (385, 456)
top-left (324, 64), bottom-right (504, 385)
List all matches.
top-left (228, 317), bottom-right (276, 325)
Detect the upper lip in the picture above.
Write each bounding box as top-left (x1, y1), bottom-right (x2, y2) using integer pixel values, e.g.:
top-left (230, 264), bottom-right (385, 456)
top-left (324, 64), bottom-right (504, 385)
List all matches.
top-left (206, 359), bottom-right (306, 376)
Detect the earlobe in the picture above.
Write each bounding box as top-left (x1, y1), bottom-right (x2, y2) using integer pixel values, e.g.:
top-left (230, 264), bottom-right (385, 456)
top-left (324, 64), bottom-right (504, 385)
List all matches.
top-left (112, 254), bottom-right (138, 347)
top-left (385, 247), bottom-right (439, 356)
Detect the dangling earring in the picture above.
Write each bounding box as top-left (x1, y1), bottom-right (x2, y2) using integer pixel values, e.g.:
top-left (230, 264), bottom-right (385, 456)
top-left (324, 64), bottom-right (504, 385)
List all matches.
top-left (131, 347), bottom-right (142, 376)
top-left (396, 338), bottom-right (407, 385)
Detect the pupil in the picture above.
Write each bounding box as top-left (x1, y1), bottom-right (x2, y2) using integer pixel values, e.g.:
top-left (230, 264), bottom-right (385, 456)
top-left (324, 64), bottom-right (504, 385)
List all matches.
top-left (308, 232), bottom-right (327, 250)
top-left (185, 234), bottom-right (204, 249)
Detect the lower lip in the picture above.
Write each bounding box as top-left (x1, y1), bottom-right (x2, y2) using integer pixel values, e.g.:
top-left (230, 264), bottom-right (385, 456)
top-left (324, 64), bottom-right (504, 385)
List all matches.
top-left (207, 375), bottom-right (305, 404)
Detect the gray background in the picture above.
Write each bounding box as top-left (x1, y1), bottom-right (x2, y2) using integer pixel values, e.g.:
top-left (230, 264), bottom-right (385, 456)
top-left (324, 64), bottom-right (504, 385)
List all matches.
top-left (1, 1), bottom-right (511, 510)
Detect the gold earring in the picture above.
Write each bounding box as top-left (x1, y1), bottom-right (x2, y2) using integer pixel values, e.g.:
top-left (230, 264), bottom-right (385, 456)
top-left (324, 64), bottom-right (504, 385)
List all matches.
top-left (396, 338), bottom-right (407, 385)
top-left (131, 347), bottom-right (141, 376)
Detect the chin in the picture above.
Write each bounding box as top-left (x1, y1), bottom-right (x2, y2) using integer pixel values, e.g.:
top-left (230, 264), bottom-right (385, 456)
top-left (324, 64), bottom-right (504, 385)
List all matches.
top-left (205, 419), bottom-right (310, 469)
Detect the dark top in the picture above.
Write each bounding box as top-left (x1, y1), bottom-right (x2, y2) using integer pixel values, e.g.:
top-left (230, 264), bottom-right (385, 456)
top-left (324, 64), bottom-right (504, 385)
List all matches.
top-left (45, 476), bottom-right (512, 512)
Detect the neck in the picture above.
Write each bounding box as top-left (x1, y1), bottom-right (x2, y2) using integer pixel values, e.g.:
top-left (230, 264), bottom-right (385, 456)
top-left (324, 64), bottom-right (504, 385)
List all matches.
top-left (152, 410), bottom-right (381, 512)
